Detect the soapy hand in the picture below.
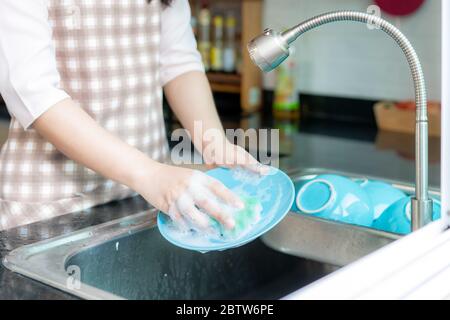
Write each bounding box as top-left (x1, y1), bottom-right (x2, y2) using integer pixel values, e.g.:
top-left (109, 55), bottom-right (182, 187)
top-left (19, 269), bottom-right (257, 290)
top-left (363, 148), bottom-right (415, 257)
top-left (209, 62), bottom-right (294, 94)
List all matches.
top-left (136, 164), bottom-right (244, 232)
top-left (203, 140), bottom-right (269, 175)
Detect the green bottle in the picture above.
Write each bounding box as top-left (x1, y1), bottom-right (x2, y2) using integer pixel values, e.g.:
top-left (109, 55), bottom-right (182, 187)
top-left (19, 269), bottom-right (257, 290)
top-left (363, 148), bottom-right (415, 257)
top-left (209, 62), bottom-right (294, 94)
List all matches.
top-left (273, 47), bottom-right (300, 120)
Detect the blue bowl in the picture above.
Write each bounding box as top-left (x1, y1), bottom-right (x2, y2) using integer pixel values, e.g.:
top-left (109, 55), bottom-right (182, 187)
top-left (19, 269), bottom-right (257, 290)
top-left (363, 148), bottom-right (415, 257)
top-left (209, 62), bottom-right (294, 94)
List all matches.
top-left (355, 179), bottom-right (406, 220)
top-left (296, 174), bottom-right (374, 227)
top-left (157, 166), bottom-right (295, 252)
top-left (292, 174), bottom-right (318, 212)
top-left (372, 196), bottom-right (441, 234)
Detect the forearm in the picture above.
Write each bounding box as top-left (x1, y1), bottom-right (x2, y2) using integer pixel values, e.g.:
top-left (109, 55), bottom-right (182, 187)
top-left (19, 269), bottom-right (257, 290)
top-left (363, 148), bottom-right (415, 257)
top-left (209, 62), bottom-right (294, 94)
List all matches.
top-left (31, 98), bottom-right (243, 220)
top-left (33, 98), bottom-right (161, 192)
top-left (163, 71), bottom-right (227, 151)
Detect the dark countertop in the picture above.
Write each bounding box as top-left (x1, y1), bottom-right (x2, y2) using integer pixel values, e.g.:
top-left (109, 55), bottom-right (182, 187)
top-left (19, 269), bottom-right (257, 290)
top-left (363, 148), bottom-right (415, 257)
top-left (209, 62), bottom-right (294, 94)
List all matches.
top-left (0, 116), bottom-right (441, 299)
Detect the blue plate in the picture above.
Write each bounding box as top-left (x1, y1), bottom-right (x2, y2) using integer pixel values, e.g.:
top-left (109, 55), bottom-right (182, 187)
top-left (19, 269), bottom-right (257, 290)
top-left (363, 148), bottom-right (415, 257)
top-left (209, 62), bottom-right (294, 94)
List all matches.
top-left (157, 166), bottom-right (295, 252)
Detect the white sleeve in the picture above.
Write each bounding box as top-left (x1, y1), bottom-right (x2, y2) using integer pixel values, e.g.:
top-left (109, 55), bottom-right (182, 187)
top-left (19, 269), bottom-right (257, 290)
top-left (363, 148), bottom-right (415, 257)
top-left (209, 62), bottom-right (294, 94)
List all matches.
top-left (160, 0), bottom-right (205, 86)
top-left (0, 0), bottom-right (70, 129)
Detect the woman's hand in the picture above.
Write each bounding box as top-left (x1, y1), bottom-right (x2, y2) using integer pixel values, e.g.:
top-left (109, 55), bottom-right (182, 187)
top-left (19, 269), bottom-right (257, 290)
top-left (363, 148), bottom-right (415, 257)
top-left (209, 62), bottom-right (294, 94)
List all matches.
top-left (132, 163), bottom-right (244, 231)
top-left (203, 139), bottom-right (269, 175)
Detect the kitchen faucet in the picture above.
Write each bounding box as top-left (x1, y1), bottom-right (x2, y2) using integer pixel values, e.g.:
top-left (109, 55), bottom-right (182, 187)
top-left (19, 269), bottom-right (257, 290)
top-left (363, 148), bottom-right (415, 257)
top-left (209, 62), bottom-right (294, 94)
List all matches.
top-left (248, 11), bottom-right (432, 231)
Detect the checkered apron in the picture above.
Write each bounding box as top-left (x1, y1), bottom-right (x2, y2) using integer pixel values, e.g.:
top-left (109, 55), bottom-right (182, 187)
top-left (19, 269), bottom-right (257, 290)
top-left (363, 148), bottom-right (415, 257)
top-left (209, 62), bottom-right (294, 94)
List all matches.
top-left (0, 0), bottom-right (169, 230)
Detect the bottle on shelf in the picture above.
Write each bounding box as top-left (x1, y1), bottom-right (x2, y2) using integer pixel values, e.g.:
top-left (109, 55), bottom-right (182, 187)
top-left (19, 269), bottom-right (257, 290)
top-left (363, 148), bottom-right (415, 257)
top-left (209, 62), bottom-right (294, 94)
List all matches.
top-left (210, 15), bottom-right (224, 72)
top-left (223, 12), bottom-right (237, 73)
top-left (273, 47), bottom-right (300, 120)
top-left (198, 4), bottom-right (211, 71)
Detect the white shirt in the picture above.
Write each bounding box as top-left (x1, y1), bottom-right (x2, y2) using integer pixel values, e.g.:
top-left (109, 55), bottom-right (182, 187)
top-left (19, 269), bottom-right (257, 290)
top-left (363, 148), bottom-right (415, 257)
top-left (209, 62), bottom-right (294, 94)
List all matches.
top-left (0, 0), bottom-right (203, 129)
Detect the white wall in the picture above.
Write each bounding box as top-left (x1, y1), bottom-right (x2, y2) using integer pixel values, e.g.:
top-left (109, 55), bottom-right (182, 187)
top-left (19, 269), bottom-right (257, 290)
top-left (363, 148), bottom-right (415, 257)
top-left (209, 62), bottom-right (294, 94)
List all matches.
top-left (262, 0), bottom-right (441, 101)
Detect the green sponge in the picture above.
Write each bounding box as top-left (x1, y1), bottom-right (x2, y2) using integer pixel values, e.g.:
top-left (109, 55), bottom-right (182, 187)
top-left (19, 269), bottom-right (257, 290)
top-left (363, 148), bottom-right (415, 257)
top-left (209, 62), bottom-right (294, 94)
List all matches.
top-left (215, 196), bottom-right (262, 239)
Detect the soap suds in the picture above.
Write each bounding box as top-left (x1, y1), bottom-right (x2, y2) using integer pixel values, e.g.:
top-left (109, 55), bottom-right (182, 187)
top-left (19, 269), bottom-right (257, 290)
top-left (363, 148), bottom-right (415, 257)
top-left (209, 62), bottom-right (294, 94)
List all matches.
top-left (164, 167), bottom-right (277, 250)
top-left (166, 195), bottom-right (263, 244)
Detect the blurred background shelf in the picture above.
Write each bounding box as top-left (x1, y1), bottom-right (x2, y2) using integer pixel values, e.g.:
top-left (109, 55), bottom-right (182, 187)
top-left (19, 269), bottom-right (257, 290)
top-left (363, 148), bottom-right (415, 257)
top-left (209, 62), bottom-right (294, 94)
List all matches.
top-left (207, 72), bottom-right (241, 94)
top-left (190, 0), bottom-right (263, 113)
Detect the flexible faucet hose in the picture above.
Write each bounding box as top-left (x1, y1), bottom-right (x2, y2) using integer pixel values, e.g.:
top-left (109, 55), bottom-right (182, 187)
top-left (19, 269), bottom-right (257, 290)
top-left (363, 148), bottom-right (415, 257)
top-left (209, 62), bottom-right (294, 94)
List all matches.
top-left (282, 11), bottom-right (429, 204)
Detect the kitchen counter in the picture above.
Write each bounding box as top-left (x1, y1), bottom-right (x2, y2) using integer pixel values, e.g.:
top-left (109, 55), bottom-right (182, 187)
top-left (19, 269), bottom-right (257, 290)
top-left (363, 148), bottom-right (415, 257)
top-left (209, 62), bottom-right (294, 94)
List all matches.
top-left (0, 118), bottom-right (441, 299)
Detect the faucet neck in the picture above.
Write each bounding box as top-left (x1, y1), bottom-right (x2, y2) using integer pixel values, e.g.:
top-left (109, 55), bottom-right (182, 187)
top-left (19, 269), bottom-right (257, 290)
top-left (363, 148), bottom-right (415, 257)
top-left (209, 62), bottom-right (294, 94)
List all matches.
top-left (279, 11), bottom-right (431, 229)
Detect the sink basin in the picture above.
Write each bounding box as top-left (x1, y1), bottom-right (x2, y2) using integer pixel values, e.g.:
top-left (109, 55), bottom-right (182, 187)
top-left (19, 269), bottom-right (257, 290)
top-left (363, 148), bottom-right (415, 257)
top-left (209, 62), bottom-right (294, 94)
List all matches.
top-left (262, 168), bottom-right (441, 266)
top-left (3, 209), bottom-right (337, 300)
top-left (3, 167), bottom-right (439, 298)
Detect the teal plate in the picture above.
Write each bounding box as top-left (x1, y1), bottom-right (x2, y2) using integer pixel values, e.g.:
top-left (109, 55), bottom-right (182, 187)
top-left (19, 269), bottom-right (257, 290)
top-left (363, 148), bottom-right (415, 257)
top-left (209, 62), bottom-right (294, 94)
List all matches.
top-left (157, 167), bottom-right (295, 252)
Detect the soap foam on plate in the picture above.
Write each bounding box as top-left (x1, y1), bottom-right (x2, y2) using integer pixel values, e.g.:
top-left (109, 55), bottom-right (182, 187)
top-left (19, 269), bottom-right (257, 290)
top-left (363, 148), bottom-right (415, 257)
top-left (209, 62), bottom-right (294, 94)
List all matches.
top-left (157, 166), bottom-right (295, 252)
top-left (164, 190), bottom-right (264, 246)
top-left (213, 195), bottom-right (263, 240)
top-left (163, 168), bottom-right (267, 247)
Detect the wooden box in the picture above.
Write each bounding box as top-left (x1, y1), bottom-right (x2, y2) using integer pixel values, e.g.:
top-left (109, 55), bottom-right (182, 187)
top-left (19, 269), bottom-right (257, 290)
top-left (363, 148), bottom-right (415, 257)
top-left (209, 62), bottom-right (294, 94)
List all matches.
top-left (374, 101), bottom-right (441, 137)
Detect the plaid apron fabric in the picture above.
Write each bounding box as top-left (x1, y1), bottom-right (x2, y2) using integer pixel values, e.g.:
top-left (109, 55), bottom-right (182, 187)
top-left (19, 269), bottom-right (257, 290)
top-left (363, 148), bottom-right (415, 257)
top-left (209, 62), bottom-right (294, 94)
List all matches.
top-left (0, 0), bottom-right (169, 230)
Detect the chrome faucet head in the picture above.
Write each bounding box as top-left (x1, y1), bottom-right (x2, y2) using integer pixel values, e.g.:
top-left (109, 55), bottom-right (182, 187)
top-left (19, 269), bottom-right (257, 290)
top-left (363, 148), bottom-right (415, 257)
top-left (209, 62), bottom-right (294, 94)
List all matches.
top-left (247, 28), bottom-right (290, 72)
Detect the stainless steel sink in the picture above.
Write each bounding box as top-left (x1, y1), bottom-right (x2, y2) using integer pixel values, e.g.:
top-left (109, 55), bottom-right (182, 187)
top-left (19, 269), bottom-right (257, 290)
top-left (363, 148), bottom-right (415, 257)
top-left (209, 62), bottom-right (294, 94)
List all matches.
top-left (3, 167), bottom-right (439, 299)
top-left (262, 168), bottom-right (441, 266)
top-left (2, 209), bottom-right (337, 300)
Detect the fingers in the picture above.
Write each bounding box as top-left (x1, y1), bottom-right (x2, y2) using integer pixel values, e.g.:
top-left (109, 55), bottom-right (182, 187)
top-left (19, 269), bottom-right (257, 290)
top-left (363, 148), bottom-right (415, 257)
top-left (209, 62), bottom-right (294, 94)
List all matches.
top-left (224, 146), bottom-right (270, 176)
top-left (234, 150), bottom-right (270, 175)
top-left (184, 206), bottom-right (211, 231)
top-left (194, 194), bottom-right (235, 229)
top-left (177, 194), bottom-right (211, 231)
top-left (206, 177), bottom-right (244, 209)
top-left (233, 147), bottom-right (258, 167)
top-left (168, 205), bottom-right (189, 231)
top-left (241, 163), bottom-right (271, 175)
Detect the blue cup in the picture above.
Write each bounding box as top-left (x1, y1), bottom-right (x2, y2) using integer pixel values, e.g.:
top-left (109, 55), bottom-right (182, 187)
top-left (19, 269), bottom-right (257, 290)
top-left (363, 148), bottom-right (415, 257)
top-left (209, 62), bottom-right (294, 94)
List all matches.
top-left (354, 179), bottom-right (406, 220)
top-left (372, 196), bottom-right (441, 235)
top-left (296, 174), bottom-right (374, 227)
top-left (291, 174), bottom-right (318, 212)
